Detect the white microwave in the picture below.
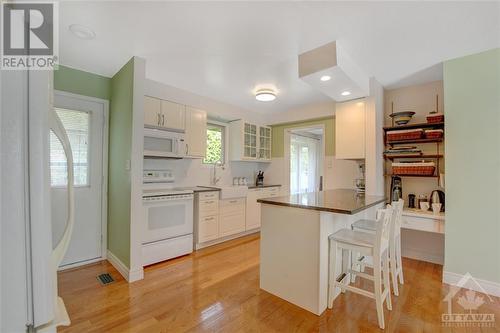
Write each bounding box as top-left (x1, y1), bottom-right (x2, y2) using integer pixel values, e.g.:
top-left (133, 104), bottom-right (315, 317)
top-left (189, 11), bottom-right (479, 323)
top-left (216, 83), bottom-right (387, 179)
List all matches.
top-left (144, 128), bottom-right (187, 158)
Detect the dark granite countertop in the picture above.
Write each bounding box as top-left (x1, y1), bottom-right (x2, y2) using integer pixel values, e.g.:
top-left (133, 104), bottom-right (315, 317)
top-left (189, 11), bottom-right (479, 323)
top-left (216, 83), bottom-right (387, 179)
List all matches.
top-left (174, 186), bottom-right (221, 193)
top-left (257, 189), bottom-right (386, 215)
top-left (248, 184), bottom-right (282, 189)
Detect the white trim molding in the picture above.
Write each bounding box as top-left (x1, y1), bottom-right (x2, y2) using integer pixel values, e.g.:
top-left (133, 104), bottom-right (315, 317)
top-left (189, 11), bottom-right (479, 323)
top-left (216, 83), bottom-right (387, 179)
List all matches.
top-left (107, 250), bottom-right (144, 283)
top-left (443, 271), bottom-right (500, 298)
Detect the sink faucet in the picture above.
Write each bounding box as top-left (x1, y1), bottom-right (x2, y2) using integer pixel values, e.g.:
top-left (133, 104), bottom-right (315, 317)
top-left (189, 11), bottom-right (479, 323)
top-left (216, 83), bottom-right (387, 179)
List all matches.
top-left (212, 161), bottom-right (224, 185)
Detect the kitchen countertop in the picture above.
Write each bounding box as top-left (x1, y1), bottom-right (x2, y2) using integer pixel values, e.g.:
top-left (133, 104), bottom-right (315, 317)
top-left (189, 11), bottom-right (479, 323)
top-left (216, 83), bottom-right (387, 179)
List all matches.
top-left (174, 186), bottom-right (221, 193)
top-left (257, 189), bottom-right (386, 215)
top-left (248, 184), bottom-right (282, 189)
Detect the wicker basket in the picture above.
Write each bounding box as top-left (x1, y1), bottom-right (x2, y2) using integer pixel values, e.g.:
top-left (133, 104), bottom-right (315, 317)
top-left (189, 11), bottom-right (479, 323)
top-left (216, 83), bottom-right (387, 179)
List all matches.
top-left (424, 129), bottom-right (444, 139)
top-left (392, 162), bottom-right (436, 176)
top-left (426, 114), bottom-right (444, 123)
top-left (387, 129), bottom-right (424, 142)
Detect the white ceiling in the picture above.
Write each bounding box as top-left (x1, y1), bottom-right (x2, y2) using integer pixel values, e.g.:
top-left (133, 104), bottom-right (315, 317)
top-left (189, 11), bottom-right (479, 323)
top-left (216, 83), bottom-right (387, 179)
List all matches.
top-left (59, 1), bottom-right (500, 114)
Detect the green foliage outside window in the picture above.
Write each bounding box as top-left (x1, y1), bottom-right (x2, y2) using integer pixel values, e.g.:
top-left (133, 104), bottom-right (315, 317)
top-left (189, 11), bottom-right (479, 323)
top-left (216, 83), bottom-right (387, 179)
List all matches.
top-left (204, 125), bottom-right (224, 164)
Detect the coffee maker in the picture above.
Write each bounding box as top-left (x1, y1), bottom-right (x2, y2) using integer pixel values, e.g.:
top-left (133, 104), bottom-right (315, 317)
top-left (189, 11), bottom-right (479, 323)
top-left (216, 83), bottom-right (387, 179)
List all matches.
top-left (390, 176), bottom-right (403, 202)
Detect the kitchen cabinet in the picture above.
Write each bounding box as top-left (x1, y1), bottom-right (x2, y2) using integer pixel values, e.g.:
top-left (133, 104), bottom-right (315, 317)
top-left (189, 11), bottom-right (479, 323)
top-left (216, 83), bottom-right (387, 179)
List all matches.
top-left (185, 107), bottom-right (207, 158)
top-left (246, 186), bottom-right (281, 230)
top-left (144, 96), bottom-right (162, 128)
top-left (335, 99), bottom-right (366, 159)
top-left (259, 126), bottom-right (272, 161)
top-left (219, 198), bottom-right (246, 237)
top-left (143, 96), bottom-right (185, 131)
top-left (195, 191), bottom-right (219, 243)
top-left (161, 100), bottom-right (185, 131)
top-left (229, 120), bottom-right (272, 162)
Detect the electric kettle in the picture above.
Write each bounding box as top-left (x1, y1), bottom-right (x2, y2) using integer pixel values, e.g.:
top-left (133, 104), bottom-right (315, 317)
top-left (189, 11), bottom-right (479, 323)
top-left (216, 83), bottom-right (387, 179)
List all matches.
top-left (429, 190), bottom-right (445, 212)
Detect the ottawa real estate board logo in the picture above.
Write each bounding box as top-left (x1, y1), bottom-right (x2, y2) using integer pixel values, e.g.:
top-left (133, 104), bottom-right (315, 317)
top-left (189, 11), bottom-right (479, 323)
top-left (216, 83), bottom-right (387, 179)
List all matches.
top-left (1, 1), bottom-right (58, 70)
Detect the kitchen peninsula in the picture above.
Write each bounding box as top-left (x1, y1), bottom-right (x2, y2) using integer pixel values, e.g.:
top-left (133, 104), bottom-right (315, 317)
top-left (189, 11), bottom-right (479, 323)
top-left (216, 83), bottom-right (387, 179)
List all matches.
top-left (258, 189), bottom-right (386, 315)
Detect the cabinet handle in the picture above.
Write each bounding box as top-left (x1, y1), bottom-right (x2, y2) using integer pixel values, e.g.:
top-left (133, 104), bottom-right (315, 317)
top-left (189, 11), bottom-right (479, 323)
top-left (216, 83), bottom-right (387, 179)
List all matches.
top-left (204, 217), bottom-right (215, 221)
top-left (229, 200), bottom-right (237, 203)
top-left (157, 113), bottom-right (161, 126)
top-left (162, 114), bottom-right (165, 126)
top-left (186, 144), bottom-right (189, 155)
top-left (204, 200), bottom-right (214, 204)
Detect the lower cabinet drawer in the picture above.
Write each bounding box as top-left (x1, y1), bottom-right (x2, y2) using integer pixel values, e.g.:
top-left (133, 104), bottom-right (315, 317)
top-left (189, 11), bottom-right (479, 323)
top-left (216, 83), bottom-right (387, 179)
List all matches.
top-left (198, 215), bottom-right (218, 243)
top-left (220, 198), bottom-right (245, 216)
top-left (219, 213), bottom-right (245, 238)
top-left (199, 199), bottom-right (218, 216)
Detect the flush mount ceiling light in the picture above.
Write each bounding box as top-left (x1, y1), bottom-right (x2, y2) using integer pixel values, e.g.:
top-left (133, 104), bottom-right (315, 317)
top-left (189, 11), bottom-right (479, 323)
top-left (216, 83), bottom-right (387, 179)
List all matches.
top-left (341, 91), bottom-right (351, 96)
top-left (255, 89), bottom-right (276, 102)
top-left (320, 75), bottom-right (331, 82)
top-left (69, 24), bottom-right (96, 40)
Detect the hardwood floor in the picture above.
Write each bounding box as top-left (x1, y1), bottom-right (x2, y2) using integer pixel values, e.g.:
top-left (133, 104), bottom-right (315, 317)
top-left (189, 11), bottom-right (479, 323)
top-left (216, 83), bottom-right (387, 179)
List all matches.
top-left (58, 234), bottom-right (500, 333)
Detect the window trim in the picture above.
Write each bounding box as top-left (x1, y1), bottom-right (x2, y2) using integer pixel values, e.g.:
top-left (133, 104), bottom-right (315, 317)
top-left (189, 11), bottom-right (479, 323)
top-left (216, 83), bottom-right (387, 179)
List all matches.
top-left (203, 121), bottom-right (227, 166)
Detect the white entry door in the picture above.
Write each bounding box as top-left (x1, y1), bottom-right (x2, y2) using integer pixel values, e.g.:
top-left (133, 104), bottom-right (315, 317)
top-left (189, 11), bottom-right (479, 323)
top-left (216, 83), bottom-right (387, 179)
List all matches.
top-left (50, 92), bottom-right (107, 268)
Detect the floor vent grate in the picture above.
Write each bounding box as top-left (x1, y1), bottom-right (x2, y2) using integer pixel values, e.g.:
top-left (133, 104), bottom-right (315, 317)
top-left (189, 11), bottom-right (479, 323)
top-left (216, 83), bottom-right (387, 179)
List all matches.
top-left (97, 273), bottom-right (114, 285)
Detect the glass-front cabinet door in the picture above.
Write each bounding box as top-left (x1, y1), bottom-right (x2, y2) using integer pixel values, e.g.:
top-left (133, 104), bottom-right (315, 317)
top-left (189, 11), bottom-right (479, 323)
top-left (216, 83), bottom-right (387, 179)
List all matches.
top-left (259, 126), bottom-right (272, 160)
top-left (243, 123), bottom-right (257, 159)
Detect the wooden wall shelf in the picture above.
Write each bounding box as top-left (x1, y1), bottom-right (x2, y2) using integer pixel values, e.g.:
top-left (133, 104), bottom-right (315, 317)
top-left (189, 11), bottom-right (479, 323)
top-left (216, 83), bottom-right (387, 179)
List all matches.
top-left (383, 121), bottom-right (444, 131)
top-left (384, 154), bottom-right (443, 160)
top-left (387, 138), bottom-right (443, 145)
top-left (385, 174), bottom-right (439, 178)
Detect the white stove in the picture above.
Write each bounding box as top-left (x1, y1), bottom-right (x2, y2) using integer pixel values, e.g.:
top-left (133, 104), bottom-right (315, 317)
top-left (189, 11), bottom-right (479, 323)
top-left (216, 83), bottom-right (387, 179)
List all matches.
top-left (142, 170), bottom-right (194, 266)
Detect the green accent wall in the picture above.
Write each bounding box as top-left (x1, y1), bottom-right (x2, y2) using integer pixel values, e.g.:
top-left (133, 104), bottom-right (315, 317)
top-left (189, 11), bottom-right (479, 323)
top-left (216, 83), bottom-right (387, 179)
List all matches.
top-left (54, 65), bottom-right (111, 100)
top-left (107, 58), bottom-right (135, 267)
top-left (444, 48), bottom-right (500, 283)
top-left (271, 117), bottom-right (335, 158)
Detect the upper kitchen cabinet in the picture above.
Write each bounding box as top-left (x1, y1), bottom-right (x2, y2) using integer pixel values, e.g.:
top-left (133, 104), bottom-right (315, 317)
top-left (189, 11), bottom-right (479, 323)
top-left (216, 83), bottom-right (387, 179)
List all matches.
top-left (229, 120), bottom-right (271, 162)
top-left (335, 99), bottom-right (366, 159)
top-left (161, 99), bottom-right (185, 131)
top-left (185, 106), bottom-right (207, 158)
top-left (143, 96), bottom-right (185, 131)
top-left (144, 95), bottom-right (162, 128)
top-left (259, 126), bottom-right (272, 161)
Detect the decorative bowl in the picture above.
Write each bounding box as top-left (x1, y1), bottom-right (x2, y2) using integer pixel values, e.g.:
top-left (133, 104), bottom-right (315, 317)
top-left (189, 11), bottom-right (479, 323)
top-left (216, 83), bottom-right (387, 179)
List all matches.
top-left (390, 111), bottom-right (416, 125)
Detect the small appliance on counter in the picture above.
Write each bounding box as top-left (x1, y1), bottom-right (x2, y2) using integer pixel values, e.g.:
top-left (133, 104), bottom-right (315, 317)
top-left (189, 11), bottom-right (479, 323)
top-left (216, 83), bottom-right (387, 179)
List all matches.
top-left (256, 171), bottom-right (264, 186)
top-left (408, 194), bottom-right (416, 208)
top-left (429, 189), bottom-right (445, 212)
top-left (390, 176), bottom-right (402, 202)
top-left (355, 178), bottom-right (365, 193)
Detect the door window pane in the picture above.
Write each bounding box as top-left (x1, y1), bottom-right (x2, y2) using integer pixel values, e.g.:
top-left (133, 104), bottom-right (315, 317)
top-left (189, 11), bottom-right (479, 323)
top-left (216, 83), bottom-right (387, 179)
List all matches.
top-left (50, 108), bottom-right (90, 186)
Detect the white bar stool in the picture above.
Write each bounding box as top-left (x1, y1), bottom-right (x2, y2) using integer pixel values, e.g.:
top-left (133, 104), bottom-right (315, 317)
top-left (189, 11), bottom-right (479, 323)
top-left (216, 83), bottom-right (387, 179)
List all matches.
top-left (351, 199), bottom-right (404, 296)
top-left (328, 206), bottom-right (393, 329)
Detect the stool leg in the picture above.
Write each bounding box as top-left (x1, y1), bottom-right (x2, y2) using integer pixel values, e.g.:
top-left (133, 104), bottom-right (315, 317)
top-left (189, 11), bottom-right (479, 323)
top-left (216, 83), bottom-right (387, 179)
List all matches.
top-left (328, 240), bottom-right (339, 309)
top-left (397, 235), bottom-right (404, 285)
top-left (383, 250), bottom-right (392, 311)
top-left (390, 240), bottom-right (399, 296)
top-left (374, 255), bottom-right (385, 329)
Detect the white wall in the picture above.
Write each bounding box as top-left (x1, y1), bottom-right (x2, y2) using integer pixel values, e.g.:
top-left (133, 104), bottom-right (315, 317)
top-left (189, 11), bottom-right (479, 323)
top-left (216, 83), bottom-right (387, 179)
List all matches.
top-left (144, 158), bottom-right (269, 187)
top-left (365, 78), bottom-right (385, 196)
top-left (267, 101), bottom-right (335, 125)
top-left (145, 78), bottom-right (269, 125)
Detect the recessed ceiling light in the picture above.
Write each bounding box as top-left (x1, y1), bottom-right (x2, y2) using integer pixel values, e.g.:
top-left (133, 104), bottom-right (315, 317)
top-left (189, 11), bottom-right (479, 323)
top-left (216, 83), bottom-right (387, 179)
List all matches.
top-left (255, 89), bottom-right (276, 102)
top-left (320, 75), bottom-right (331, 82)
top-left (341, 91), bottom-right (351, 96)
top-left (69, 24), bottom-right (96, 40)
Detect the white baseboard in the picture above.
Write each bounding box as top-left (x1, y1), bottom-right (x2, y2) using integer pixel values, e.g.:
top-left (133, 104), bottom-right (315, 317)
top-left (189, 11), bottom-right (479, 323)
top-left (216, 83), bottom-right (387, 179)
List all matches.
top-left (107, 250), bottom-right (144, 283)
top-left (443, 271), bottom-right (500, 298)
top-left (195, 229), bottom-right (259, 250)
top-left (402, 247), bottom-right (444, 265)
